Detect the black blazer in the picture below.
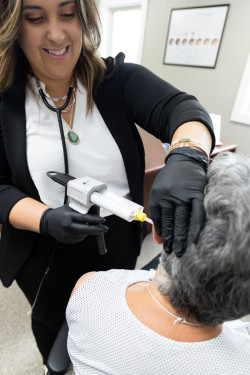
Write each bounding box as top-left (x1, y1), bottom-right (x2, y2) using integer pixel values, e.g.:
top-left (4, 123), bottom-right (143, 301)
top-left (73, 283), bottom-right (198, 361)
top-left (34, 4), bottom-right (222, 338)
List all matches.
top-left (0, 54), bottom-right (215, 286)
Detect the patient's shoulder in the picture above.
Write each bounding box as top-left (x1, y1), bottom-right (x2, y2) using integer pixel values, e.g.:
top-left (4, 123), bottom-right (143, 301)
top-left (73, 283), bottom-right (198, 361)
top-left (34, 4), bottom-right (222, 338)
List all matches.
top-left (70, 272), bottom-right (96, 298)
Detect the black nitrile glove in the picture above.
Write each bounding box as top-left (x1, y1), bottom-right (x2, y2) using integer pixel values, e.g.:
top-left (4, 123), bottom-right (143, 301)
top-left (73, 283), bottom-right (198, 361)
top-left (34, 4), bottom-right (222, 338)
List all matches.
top-left (149, 149), bottom-right (208, 257)
top-left (40, 204), bottom-right (108, 244)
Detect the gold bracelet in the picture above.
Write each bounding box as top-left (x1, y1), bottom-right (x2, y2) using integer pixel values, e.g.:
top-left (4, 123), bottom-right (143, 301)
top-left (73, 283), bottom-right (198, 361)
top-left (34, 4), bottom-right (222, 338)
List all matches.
top-left (168, 138), bottom-right (209, 157)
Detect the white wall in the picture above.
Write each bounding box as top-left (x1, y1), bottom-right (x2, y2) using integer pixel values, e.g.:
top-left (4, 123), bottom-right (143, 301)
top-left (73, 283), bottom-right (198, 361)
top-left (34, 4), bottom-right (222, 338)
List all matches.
top-left (141, 0), bottom-right (250, 154)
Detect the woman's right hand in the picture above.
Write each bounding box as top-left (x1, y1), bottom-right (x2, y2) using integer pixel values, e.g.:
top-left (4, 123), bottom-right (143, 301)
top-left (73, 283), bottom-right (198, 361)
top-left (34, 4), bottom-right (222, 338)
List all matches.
top-left (40, 205), bottom-right (108, 244)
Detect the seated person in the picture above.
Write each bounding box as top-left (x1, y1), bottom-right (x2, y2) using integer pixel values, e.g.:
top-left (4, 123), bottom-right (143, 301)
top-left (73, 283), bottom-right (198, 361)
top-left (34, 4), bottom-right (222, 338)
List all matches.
top-left (66, 152), bottom-right (250, 375)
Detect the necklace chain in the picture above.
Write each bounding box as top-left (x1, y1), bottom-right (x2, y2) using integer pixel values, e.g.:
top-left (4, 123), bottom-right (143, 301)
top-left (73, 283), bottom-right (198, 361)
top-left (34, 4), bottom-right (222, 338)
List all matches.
top-left (62, 89), bottom-right (76, 113)
top-left (34, 75), bottom-right (80, 144)
top-left (44, 93), bottom-right (68, 102)
top-left (69, 97), bottom-right (75, 130)
top-left (65, 92), bottom-right (80, 144)
top-left (146, 283), bottom-right (201, 327)
top-left (34, 75), bottom-right (73, 102)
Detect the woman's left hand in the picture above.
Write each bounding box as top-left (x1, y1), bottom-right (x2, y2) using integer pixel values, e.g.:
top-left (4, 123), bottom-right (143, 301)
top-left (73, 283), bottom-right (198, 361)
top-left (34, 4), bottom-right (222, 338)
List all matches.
top-left (149, 152), bottom-right (208, 257)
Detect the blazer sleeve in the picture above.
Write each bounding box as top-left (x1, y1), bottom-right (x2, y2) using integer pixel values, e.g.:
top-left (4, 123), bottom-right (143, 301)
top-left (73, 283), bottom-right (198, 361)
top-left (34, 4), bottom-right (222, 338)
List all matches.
top-left (0, 100), bottom-right (28, 224)
top-left (116, 62), bottom-right (215, 151)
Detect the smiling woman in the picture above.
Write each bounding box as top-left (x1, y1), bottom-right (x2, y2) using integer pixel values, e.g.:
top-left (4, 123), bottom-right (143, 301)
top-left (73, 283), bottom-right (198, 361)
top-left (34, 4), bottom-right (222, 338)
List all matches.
top-left (20, 0), bottom-right (83, 96)
top-left (0, 0), bottom-right (106, 111)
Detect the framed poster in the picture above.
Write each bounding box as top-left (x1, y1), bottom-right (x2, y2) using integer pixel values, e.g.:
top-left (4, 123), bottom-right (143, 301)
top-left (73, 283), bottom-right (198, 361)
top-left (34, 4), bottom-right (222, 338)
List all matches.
top-left (231, 52), bottom-right (250, 125)
top-left (164, 5), bottom-right (230, 68)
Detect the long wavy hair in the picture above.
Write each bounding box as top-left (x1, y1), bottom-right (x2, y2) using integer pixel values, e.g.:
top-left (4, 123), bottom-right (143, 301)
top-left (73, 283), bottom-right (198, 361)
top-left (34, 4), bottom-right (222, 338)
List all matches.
top-left (0, 0), bottom-right (106, 112)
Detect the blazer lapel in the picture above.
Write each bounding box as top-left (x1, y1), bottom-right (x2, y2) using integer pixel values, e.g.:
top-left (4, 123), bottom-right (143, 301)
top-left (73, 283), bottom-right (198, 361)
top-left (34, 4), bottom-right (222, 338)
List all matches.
top-left (2, 80), bottom-right (40, 200)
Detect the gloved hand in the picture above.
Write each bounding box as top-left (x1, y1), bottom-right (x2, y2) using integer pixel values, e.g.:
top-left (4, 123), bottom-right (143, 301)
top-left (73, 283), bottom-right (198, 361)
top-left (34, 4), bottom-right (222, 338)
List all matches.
top-left (40, 204), bottom-right (108, 244)
top-left (149, 149), bottom-right (208, 257)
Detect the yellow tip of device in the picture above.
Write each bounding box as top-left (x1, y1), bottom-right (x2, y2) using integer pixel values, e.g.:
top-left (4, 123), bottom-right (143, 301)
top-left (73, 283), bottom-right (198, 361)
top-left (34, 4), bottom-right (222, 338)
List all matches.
top-left (135, 210), bottom-right (147, 222)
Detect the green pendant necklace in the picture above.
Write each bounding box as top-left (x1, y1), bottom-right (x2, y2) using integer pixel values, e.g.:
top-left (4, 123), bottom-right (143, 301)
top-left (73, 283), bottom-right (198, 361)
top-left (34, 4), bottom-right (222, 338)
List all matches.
top-left (67, 129), bottom-right (80, 144)
top-left (65, 91), bottom-right (80, 144)
top-left (35, 75), bottom-right (80, 145)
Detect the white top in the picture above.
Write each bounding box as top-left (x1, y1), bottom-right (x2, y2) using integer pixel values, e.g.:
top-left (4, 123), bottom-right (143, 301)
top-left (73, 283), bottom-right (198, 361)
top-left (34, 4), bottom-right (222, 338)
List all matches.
top-left (25, 78), bottom-right (130, 216)
top-left (66, 269), bottom-right (250, 375)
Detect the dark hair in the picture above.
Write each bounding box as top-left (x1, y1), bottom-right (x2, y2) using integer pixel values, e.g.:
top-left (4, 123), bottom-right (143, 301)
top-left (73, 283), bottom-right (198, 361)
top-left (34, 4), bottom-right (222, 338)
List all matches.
top-left (156, 152), bottom-right (250, 326)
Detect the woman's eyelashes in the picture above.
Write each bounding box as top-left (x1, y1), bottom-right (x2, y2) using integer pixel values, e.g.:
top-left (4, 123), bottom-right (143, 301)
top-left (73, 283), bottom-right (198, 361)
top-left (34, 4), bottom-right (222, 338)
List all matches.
top-left (62, 13), bottom-right (75, 19)
top-left (24, 16), bottom-right (43, 24)
top-left (24, 13), bottom-right (76, 24)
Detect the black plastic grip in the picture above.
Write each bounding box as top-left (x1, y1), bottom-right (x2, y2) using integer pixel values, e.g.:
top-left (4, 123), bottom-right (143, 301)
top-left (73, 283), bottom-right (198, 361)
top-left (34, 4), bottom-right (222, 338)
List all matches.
top-left (47, 171), bottom-right (75, 187)
top-left (88, 205), bottom-right (108, 255)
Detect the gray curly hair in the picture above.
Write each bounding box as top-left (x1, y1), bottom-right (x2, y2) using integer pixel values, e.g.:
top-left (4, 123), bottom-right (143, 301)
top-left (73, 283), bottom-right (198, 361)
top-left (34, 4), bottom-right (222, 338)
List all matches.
top-left (156, 152), bottom-right (250, 327)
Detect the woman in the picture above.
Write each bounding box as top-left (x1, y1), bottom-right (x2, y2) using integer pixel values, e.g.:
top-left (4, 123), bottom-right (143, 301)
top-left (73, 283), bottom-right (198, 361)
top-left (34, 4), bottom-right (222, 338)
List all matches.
top-left (67, 152), bottom-right (250, 375)
top-left (0, 0), bottom-right (214, 362)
